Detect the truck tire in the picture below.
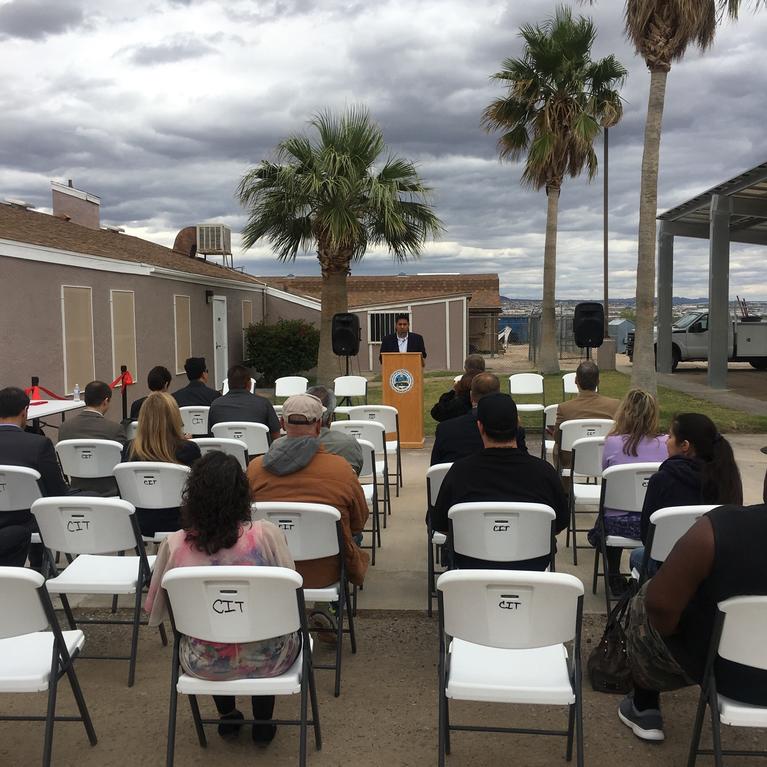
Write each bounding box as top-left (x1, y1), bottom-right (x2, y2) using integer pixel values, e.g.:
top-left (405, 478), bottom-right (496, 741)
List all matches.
top-left (749, 359), bottom-right (767, 371)
top-left (653, 344), bottom-right (680, 371)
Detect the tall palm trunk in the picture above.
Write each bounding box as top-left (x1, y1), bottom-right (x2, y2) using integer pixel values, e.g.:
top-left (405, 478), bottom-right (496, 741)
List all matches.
top-left (632, 67), bottom-right (668, 395)
top-left (316, 261), bottom-right (349, 386)
top-left (539, 184), bottom-right (561, 374)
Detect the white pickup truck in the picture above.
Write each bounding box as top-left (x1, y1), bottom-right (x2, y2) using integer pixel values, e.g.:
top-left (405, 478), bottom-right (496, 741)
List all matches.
top-left (627, 311), bottom-right (767, 371)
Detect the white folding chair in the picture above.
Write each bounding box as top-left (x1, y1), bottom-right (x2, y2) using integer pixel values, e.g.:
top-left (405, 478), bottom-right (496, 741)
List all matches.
top-left (275, 376), bottom-right (308, 398)
top-left (509, 373), bottom-right (546, 458)
top-left (562, 372), bottom-right (578, 399)
top-left (448, 502), bottom-right (557, 569)
top-left (221, 377), bottom-right (256, 394)
top-left (0, 464), bottom-right (42, 510)
top-left (593, 462), bottom-right (660, 612)
top-left (55, 439), bottom-right (123, 489)
top-left (566, 436), bottom-right (606, 565)
top-left (348, 405), bottom-right (402, 495)
top-left (688, 595), bottom-right (767, 766)
top-left (426, 463), bottom-right (452, 617)
top-left (0, 464), bottom-right (45, 555)
top-left (179, 406), bottom-right (210, 436)
top-left (125, 421), bottom-right (138, 441)
top-left (637, 505), bottom-right (716, 584)
top-left (251, 503), bottom-right (357, 698)
top-left (114, 462), bottom-right (190, 544)
top-left (329, 419), bottom-right (391, 521)
top-left (211, 421), bottom-right (270, 458)
top-left (333, 375), bottom-right (368, 406)
top-left (192, 437), bottom-right (248, 470)
top-left (0, 567), bottom-right (97, 766)
top-left (557, 418), bottom-right (614, 479)
top-left (544, 404), bottom-right (558, 462)
top-left (31, 497), bottom-right (165, 687)
top-left (163, 566), bottom-right (321, 767)
top-left (357, 439), bottom-right (381, 564)
top-left (437, 570), bottom-right (585, 767)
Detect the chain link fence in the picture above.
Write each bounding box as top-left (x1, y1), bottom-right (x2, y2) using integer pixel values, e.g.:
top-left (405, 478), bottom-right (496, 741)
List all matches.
top-left (528, 310), bottom-right (587, 364)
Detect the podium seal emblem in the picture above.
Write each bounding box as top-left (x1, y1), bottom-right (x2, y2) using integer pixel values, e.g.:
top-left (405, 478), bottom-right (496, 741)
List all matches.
top-left (389, 369), bottom-right (413, 394)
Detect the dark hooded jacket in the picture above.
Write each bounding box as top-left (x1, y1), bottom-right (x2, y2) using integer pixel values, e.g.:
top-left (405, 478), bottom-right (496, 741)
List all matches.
top-left (640, 454), bottom-right (703, 543)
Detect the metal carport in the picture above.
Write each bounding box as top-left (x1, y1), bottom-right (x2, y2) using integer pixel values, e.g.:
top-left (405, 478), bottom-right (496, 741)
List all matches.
top-left (656, 161), bottom-right (767, 388)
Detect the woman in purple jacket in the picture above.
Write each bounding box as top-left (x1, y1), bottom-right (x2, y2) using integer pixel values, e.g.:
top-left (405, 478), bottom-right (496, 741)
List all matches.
top-left (590, 389), bottom-right (669, 595)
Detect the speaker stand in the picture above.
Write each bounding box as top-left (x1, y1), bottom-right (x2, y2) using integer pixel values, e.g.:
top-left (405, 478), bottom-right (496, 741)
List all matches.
top-left (339, 355), bottom-right (352, 406)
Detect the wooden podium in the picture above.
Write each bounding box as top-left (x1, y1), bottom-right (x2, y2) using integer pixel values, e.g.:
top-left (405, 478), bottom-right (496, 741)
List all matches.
top-left (381, 352), bottom-right (424, 448)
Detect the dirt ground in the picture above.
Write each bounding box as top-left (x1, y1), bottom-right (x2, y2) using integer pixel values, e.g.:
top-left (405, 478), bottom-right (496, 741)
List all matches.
top-left (4, 609), bottom-right (766, 767)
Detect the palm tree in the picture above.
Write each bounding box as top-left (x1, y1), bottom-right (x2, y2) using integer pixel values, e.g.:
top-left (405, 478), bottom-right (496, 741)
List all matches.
top-left (584, 0), bottom-right (763, 393)
top-left (237, 108), bottom-right (443, 385)
top-left (482, 6), bottom-right (626, 374)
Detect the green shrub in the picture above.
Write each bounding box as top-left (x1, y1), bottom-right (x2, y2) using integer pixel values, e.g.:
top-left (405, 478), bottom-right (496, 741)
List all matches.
top-left (245, 319), bottom-right (320, 386)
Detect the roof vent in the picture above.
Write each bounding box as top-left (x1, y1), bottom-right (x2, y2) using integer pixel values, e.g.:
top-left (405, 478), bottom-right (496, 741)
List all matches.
top-left (4, 198), bottom-right (36, 210)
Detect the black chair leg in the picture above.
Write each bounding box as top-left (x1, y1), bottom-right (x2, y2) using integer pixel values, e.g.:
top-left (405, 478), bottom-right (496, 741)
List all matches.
top-left (307, 658), bottom-right (322, 750)
top-left (65, 660), bottom-right (97, 745)
top-left (188, 695), bottom-right (207, 747)
top-left (686, 687), bottom-right (707, 767)
top-left (127, 587), bottom-right (142, 687)
top-left (42, 670), bottom-right (58, 767)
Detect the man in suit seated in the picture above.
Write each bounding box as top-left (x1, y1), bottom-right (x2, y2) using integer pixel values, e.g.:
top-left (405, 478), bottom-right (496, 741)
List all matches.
top-left (129, 365), bottom-right (172, 421)
top-left (172, 356), bottom-right (220, 407)
top-left (378, 313), bottom-right (427, 365)
top-left (208, 364), bottom-right (280, 442)
top-left (431, 392), bottom-right (568, 572)
top-left (431, 373), bottom-right (526, 465)
top-left (58, 380), bottom-right (126, 495)
top-left (0, 387), bottom-right (69, 567)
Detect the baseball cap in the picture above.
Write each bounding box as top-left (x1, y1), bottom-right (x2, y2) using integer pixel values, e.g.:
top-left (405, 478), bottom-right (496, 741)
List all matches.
top-left (476, 392), bottom-right (518, 436)
top-left (282, 393), bottom-right (324, 424)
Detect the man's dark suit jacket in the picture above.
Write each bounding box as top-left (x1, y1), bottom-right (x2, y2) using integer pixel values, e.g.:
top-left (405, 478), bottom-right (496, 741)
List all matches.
top-left (430, 409), bottom-right (527, 465)
top-left (58, 409), bottom-right (125, 495)
top-left (0, 424), bottom-right (69, 566)
top-left (172, 379), bottom-right (220, 408)
top-left (378, 332), bottom-right (427, 362)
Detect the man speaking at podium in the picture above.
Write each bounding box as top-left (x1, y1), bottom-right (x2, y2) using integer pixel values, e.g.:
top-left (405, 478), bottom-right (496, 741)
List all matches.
top-left (379, 313), bottom-right (427, 365)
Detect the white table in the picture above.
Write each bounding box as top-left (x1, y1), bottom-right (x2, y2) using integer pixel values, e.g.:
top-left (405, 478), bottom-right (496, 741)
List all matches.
top-left (26, 399), bottom-right (85, 422)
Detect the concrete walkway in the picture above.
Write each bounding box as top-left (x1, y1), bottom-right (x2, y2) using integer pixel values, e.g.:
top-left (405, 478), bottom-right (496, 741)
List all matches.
top-left (358, 433), bottom-right (767, 615)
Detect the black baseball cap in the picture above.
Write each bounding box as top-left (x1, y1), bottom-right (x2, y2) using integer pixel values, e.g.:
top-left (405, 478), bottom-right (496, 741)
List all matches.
top-left (476, 393), bottom-right (518, 438)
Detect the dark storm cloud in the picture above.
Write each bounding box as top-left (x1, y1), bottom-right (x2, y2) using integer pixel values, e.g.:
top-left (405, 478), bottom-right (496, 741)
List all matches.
top-left (0, 0), bottom-right (85, 40)
top-left (1, 0), bottom-right (766, 299)
top-left (124, 38), bottom-right (217, 66)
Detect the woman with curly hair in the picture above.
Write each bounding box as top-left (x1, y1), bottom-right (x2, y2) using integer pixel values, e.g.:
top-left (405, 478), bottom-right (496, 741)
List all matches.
top-left (125, 391), bottom-right (201, 536)
top-left (145, 451), bottom-right (299, 745)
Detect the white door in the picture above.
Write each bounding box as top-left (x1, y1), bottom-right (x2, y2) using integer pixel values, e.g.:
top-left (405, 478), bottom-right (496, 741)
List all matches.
top-left (212, 296), bottom-right (228, 390)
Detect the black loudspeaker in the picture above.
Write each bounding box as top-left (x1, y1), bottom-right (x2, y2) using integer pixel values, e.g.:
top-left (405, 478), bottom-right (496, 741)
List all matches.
top-left (332, 313), bottom-right (360, 356)
top-left (573, 302), bottom-right (605, 348)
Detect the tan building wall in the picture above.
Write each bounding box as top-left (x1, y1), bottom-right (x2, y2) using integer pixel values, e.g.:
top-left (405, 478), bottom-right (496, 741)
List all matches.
top-left (0, 256), bottom-right (264, 416)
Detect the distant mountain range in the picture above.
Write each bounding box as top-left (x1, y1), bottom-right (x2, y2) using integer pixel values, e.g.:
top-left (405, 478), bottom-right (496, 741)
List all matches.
top-left (499, 296), bottom-right (754, 306)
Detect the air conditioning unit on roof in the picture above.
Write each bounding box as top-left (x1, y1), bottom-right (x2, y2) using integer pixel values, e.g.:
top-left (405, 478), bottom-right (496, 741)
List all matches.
top-left (196, 223), bottom-right (232, 256)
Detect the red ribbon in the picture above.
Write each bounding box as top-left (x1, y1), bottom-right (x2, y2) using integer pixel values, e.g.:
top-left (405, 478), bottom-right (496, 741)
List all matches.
top-left (110, 370), bottom-right (135, 389)
top-left (24, 385), bottom-right (65, 400)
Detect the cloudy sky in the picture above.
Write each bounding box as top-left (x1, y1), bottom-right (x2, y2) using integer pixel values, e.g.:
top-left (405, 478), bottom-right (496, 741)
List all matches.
top-left (1, 0), bottom-right (766, 299)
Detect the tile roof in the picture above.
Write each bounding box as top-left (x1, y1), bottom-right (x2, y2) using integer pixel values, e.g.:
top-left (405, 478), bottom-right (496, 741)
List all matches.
top-left (0, 203), bottom-right (262, 286)
top-left (256, 274), bottom-right (501, 310)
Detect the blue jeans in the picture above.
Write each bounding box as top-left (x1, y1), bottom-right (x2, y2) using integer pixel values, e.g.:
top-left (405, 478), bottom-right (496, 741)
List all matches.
top-left (630, 546), bottom-right (660, 578)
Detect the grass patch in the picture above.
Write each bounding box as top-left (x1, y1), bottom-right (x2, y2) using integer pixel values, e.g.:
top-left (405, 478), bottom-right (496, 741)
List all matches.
top-left (361, 369), bottom-right (767, 437)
